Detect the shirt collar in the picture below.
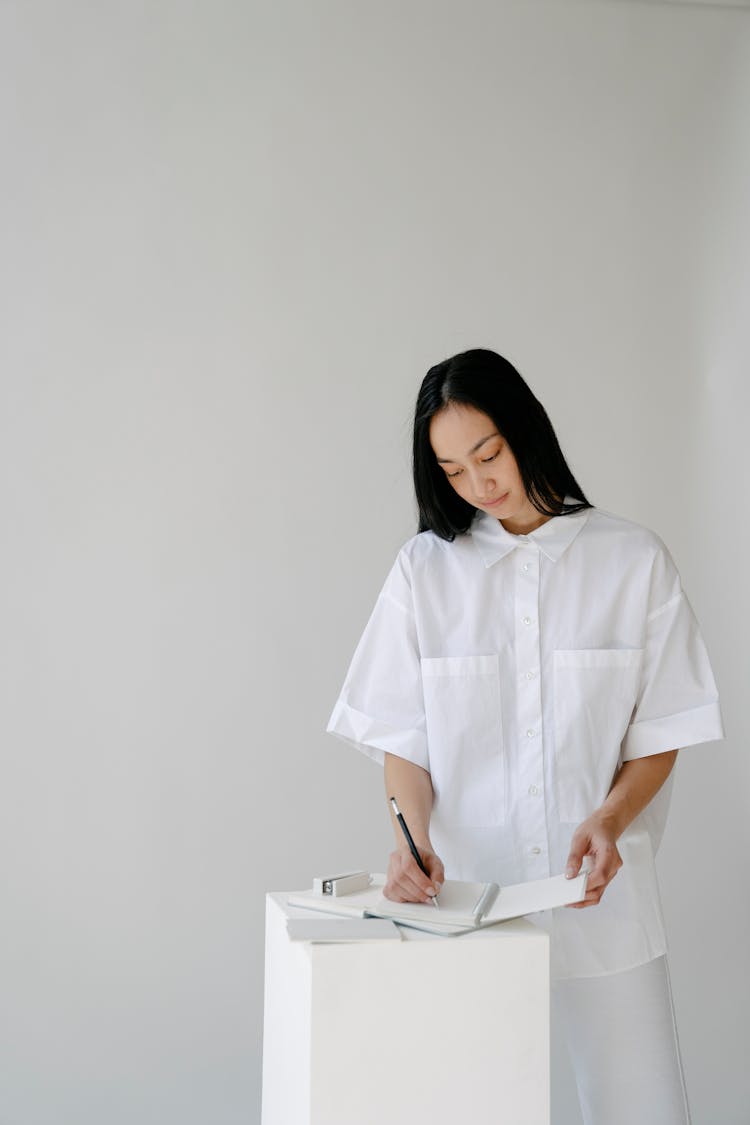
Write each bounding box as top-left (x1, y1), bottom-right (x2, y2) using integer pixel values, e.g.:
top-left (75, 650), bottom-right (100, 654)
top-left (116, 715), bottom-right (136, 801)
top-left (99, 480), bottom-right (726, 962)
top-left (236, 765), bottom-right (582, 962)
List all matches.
top-left (470, 493), bottom-right (592, 567)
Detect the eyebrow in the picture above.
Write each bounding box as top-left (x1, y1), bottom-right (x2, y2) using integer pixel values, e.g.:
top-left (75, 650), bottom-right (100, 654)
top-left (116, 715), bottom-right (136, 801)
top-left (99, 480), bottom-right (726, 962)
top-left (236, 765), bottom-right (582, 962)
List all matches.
top-left (435, 432), bottom-right (500, 464)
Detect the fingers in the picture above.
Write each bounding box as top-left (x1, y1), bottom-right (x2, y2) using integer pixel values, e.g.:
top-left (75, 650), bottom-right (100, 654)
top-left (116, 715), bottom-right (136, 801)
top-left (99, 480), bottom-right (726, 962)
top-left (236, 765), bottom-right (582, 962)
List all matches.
top-left (589, 844), bottom-right (623, 890)
top-left (384, 850), bottom-right (442, 903)
top-left (426, 854), bottom-right (445, 889)
top-left (565, 826), bottom-right (592, 878)
top-left (565, 847), bottom-right (585, 879)
top-left (568, 886), bottom-right (610, 908)
top-left (566, 847), bottom-right (623, 909)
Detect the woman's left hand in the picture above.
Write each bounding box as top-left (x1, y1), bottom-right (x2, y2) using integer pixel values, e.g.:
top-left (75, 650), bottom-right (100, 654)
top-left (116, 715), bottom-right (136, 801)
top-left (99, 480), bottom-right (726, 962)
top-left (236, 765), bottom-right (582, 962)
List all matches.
top-left (564, 812), bottom-right (623, 909)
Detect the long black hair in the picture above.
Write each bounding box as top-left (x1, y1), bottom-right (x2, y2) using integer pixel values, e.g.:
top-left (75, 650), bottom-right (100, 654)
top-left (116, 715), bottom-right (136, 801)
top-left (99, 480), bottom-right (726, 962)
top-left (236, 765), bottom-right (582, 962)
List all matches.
top-left (413, 348), bottom-right (592, 539)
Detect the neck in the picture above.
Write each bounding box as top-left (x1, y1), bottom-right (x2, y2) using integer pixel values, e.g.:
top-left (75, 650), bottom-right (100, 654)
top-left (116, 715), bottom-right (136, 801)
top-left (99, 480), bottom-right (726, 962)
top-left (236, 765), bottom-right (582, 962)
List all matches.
top-left (500, 511), bottom-right (552, 535)
top-left (499, 494), bottom-right (562, 536)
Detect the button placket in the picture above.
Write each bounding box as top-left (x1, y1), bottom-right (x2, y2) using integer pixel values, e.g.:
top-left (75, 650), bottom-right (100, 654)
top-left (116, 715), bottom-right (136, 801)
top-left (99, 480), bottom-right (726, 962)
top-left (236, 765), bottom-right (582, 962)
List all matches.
top-left (513, 543), bottom-right (549, 877)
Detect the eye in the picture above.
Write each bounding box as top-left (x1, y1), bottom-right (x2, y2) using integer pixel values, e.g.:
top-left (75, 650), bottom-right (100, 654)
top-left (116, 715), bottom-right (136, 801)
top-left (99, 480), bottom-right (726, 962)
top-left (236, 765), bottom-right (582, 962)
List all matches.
top-left (444, 444), bottom-right (502, 479)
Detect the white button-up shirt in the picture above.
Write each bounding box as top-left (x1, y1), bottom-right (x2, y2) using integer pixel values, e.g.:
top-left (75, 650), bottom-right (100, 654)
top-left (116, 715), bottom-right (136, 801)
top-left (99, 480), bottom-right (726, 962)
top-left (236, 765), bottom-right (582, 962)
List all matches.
top-left (325, 495), bottom-right (725, 978)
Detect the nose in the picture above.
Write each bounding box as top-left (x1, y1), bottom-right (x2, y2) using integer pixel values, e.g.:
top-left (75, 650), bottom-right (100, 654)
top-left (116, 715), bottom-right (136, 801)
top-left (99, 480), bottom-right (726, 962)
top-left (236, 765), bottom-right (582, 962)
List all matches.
top-left (471, 466), bottom-right (496, 500)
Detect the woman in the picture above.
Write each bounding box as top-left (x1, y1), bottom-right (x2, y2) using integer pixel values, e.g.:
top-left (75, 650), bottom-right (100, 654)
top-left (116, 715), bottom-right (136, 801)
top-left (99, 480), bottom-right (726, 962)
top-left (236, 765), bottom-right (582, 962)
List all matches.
top-left (325, 348), bottom-right (724, 1124)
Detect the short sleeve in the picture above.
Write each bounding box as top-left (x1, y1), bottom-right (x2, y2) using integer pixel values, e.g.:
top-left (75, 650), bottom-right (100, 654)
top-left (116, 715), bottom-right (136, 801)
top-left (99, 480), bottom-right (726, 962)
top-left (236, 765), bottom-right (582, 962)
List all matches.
top-left (325, 548), bottom-right (429, 770)
top-left (620, 539), bottom-right (725, 761)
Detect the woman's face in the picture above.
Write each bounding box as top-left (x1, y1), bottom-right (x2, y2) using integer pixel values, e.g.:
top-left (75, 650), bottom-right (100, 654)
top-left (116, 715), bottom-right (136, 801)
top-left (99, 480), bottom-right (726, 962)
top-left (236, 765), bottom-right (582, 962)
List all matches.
top-left (428, 402), bottom-right (536, 525)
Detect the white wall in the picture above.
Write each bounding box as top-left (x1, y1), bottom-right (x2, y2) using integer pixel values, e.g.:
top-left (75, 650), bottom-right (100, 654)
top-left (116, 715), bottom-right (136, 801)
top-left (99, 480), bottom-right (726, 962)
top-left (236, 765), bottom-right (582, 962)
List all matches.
top-left (1, 2), bottom-right (747, 1122)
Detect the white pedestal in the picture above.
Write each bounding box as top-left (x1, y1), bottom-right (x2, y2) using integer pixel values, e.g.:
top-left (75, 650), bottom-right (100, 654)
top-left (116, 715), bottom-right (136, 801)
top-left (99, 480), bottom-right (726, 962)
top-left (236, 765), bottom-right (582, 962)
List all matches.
top-left (261, 891), bottom-right (550, 1125)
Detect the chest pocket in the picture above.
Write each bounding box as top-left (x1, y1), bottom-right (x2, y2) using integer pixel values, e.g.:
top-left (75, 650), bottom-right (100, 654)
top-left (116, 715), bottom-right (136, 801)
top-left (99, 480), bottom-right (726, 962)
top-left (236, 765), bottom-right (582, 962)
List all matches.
top-left (552, 648), bottom-right (644, 822)
top-left (421, 653), bottom-right (505, 827)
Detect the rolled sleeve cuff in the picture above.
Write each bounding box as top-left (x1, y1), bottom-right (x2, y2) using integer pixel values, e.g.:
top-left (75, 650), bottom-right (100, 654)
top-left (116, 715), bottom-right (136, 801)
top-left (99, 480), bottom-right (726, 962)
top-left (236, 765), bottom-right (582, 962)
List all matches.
top-left (621, 700), bottom-right (725, 761)
top-left (325, 698), bottom-right (430, 771)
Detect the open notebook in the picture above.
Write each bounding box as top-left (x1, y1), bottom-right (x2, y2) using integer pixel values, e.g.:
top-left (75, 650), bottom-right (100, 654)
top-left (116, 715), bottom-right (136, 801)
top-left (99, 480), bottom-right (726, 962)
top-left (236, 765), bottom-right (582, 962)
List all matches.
top-left (286, 870), bottom-right (588, 936)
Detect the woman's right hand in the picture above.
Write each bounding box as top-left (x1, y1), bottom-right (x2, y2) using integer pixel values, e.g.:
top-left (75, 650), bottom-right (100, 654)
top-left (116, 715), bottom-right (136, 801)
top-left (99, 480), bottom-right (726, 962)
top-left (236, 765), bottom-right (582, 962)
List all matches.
top-left (383, 847), bottom-right (445, 903)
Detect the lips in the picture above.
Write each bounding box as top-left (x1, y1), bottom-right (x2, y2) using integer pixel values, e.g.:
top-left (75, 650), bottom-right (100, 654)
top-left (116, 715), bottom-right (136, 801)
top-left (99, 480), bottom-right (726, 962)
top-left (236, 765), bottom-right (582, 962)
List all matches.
top-left (482, 491), bottom-right (509, 507)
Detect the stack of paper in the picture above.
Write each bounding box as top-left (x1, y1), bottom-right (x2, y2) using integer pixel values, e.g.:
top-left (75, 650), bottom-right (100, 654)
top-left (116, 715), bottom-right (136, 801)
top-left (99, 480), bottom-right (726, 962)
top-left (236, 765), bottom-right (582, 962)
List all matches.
top-left (286, 871), bottom-right (588, 936)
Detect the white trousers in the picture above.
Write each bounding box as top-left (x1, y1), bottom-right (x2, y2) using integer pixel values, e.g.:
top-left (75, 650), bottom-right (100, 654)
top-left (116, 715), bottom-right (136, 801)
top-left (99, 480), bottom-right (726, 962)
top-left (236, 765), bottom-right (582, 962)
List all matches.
top-left (550, 955), bottom-right (691, 1125)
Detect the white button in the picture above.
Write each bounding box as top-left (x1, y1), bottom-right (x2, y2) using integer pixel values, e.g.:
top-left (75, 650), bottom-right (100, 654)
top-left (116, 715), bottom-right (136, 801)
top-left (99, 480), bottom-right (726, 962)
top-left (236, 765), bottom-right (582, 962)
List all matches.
top-left (528, 785), bottom-right (539, 796)
top-left (526, 728), bottom-right (534, 738)
top-left (522, 616), bottom-right (532, 625)
top-left (530, 846), bottom-right (542, 855)
top-left (526, 670), bottom-right (534, 679)
top-left (522, 562), bottom-right (531, 572)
